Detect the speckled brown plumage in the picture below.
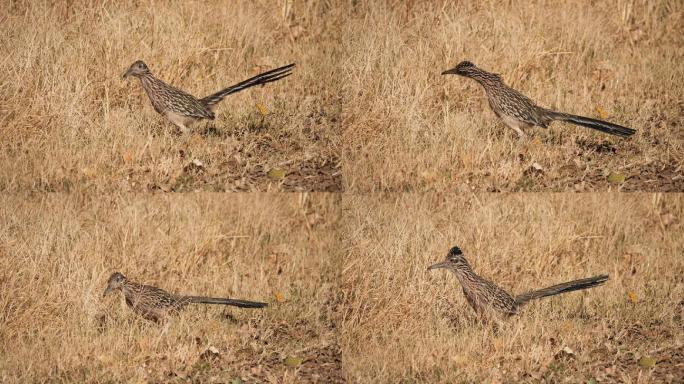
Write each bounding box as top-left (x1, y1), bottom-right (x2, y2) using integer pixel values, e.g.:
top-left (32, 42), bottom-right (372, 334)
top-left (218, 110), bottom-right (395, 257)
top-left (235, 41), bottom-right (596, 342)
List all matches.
top-left (123, 61), bottom-right (294, 132)
top-left (428, 246), bottom-right (608, 320)
top-left (442, 61), bottom-right (635, 138)
top-left (103, 272), bottom-right (267, 322)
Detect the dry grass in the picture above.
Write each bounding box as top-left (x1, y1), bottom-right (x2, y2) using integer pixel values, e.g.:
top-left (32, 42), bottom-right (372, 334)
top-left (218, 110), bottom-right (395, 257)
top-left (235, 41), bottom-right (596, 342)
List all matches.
top-left (2, 0), bottom-right (684, 383)
top-left (341, 193), bottom-right (683, 382)
top-left (0, 194), bottom-right (342, 383)
top-left (1, 1), bottom-right (342, 192)
top-left (341, 1), bottom-right (683, 192)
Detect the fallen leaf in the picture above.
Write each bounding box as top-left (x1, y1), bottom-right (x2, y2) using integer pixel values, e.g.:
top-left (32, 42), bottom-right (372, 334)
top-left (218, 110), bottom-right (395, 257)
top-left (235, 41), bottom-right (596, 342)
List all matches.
top-left (123, 151), bottom-right (135, 164)
top-left (274, 291), bottom-right (286, 303)
top-left (420, 170), bottom-right (438, 183)
top-left (82, 167), bottom-right (97, 178)
top-left (284, 356), bottom-right (303, 367)
top-left (267, 168), bottom-right (286, 179)
top-left (450, 354), bottom-right (469, 367)
top-left (638, 356), bottom-right (656, 367)
top-left (255, 102), bottom-right (270, 116)
top-left (189, 134), bottom-right (204, 145)
top-left (607, 172), bottom-right (625, 184)
top-left (660, 213), bottom-right (676, 228)
top-left (596, 106), bottom-right (609, 120)
top-left (627, 291), bottom-right (638, 304)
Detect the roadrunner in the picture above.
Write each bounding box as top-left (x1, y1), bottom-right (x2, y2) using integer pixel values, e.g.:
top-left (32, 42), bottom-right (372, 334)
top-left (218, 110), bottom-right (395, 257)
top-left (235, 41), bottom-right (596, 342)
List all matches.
top-left (123, 61), bottom-right (295, 133)
top-left (442, 61), bottom-right (636, 138)
top-left (103, 272), bottom-right (267, 322)
top-left (428, 246), bottom-right (608, 319)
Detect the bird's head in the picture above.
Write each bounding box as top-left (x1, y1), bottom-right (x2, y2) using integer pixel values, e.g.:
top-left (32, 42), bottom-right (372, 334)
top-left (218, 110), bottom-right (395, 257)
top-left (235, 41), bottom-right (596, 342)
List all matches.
top-left (427, 246), bottom-right (470, 272)
top-left (103, 272), bottom-right (127, 297)
top-left (441, 61), bottom-right (478, 77)
top-left (123, 60), bottom-right (150, 79)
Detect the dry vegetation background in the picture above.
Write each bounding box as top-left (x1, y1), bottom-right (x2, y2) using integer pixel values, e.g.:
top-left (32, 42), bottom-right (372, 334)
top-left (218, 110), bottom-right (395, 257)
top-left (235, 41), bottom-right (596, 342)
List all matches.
top-left (1, 1), bottom-right (342, 192)
top-left (0, 194), bottom-right (342, 383)
top-left (2, 0), bottom-right (684, 383)
top-left (341, 1), bottom-right (683, 192)
top-left (341, 194), bottom-right (683, 382)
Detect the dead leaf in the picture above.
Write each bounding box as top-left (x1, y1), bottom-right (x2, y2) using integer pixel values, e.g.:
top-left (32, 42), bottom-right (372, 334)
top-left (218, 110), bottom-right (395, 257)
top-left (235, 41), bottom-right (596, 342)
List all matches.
top-left (267, 168), bottom-right (286, 179)
top-left (284, 356), bottom-right (303, 367)
top-left (493, 337), bottom-right (505, 351)
top-left (189, 133), bottom-right (204, 145)
top-left (607, 172), bottom-right (625, 184)
top-left (123, 151), bottom-right (135, 164)
top-left (274, 291), bottom-right (286, 303)
top-left (255, 102), bottom-right (270, 116)
top-left (638, 356), bottom-right (656, 367)
top-left (420, 170), bottom-right (438, 183)
top-left (450, 354), bottom-right (469, 367)
top-left (660, 213), bottom-right (676, 228)
top-left (627, 291), bottom-right (638, 304)
top-left (596, 106), bottom-right (609, 120)
top-left (82, 167), bottom-right (97, 178)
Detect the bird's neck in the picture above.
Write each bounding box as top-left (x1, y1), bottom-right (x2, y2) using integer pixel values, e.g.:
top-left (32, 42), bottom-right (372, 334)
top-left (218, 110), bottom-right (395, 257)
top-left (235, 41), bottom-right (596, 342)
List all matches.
top-left (451, 264), bottom-right (482, 288)
top-left (121, 281), bottom-right (142, 297)
top-left (139, 73), bottom-right (158, 89)
top-left (466, 68), bottom-right (503, 89)
top-left (140, 72), bottom-right (170, 92)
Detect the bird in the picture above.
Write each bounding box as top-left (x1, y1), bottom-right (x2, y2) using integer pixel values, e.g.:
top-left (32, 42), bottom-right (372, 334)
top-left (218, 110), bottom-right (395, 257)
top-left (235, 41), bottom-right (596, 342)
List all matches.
top-left (103, 272), bottom-right (267, 322)
top-left (123, 61), bottom-right (295, 133)
top-left (442, 61), bottom-right (636, 138)
top-left (427, 246), bottom-right (608, 320)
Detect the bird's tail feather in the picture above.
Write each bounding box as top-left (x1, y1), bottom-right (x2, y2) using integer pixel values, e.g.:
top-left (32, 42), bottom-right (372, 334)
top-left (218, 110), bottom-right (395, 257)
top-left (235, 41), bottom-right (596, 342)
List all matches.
top-left (200, 63), bottom-right (295, 108)
top-left (514, 275), bottom-right (609, 305)
top-left (547, 110), bottom-right (635, 137)
top-left (188, 296), bottom-right (268, 308)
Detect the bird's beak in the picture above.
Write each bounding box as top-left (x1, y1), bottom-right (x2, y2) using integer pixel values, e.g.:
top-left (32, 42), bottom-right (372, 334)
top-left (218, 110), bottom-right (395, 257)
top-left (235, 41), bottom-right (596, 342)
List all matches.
top-left (123, 69), bottom-right (132, 79)
top-left (103, 286), bottom-right (113, 297)
top-left (427, 261), bottom-right (451, 271)
top-left (441, 67), bottom-right (459, 75)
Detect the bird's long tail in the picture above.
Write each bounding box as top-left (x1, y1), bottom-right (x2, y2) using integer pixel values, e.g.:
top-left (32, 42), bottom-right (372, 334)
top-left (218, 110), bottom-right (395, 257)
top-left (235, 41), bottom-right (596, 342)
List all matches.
top-left (188, 296), bottom-right (268, 308)
top-left (546, 110), bottom-right (635, 137)
top-left (514, 275), bottom-right (608, 305)
top-left (200, 63), bottom-right (295, 108)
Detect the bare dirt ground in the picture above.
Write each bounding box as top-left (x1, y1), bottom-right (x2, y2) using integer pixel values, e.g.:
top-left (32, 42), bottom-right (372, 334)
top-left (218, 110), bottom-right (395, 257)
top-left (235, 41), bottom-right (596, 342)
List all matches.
top-left (341, 1), bottom-right (683, 192)
top-left (1, 1), bottom-right (342, 192)
top-left (0, 194), bottom-right (343, 383)
top-left (341, 193), bottom-right (683, 383)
